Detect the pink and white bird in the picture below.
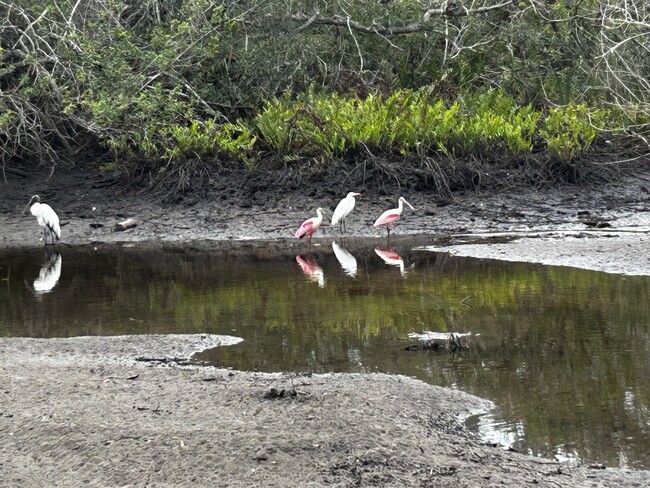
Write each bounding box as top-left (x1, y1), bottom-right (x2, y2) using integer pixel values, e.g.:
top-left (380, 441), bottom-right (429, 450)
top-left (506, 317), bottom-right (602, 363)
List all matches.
top-left (373, 197), bottom-right (415, 236)
top-left (295, 207), bottom-right (324, 243)
top-left (22, 194), bottom-right (61, 245)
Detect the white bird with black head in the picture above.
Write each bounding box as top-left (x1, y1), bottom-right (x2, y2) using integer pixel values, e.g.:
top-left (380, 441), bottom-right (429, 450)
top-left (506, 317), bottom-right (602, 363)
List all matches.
top-left (22, 195), bottom-right (61, 245)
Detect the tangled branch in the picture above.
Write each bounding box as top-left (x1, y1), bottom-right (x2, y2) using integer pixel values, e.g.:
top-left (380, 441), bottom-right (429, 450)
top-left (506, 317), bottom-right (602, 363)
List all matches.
top-left (291, 1), bottom-right (514, 35)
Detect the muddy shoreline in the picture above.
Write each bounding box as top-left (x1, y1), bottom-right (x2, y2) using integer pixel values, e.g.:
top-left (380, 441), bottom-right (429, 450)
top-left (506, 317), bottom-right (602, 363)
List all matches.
top-left (2, 166), bottom-right (650, 486)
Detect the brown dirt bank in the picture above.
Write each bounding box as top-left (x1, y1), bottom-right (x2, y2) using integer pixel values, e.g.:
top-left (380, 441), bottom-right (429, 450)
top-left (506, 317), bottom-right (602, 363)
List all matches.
top-left (3, 165), bottom-right (650, 486)
top-left (2, 334), bottom-right (650, 488)
top-left (2, 162), bottom-right (650, 251)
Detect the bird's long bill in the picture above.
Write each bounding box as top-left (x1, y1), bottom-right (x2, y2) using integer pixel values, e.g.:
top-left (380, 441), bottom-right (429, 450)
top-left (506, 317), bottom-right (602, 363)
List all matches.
top-left (20, 196), bottom-right (36, 217)
top-left (404, 199), bottom-right (415, 210)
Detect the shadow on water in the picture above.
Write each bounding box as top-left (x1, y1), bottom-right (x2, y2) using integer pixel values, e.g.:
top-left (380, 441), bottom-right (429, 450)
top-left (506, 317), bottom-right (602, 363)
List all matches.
top-left (1, 237), bottom-right (650, 469)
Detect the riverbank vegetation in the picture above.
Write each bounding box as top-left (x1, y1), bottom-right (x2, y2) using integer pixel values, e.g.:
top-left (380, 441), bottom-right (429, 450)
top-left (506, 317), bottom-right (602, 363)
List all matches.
top-left (1, 0), bottom-right (649, 195)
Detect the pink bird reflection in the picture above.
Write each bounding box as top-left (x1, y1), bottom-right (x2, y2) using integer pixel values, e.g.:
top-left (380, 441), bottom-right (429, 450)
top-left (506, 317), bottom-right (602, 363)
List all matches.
top-left (374, 248), bottom-right (407, 276)
top-left (296, 255), bottom-right (326, 287)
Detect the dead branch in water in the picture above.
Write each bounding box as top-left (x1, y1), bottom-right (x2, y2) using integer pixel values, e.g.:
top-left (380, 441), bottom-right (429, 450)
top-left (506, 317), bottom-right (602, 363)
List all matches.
top-left (404, 333), bottom-right (468, 352)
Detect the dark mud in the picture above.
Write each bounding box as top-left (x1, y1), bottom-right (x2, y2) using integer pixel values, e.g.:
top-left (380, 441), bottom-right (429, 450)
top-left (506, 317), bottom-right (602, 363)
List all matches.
top-left (2, 165), bottom-right (650, 486)
top-left (3, 164), bottom-right (650, 249)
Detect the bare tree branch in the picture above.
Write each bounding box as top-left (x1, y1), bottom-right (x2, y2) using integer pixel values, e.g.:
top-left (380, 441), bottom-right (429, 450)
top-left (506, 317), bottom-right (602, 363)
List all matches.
top-left (291, 1), bottom-right (514, 36)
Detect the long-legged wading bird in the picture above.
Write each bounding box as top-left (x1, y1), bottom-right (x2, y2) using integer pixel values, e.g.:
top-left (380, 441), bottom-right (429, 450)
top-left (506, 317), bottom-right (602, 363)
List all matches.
top-left (331, 192), bottom-right (361, 232)
top-left (295, 207), bottom-right (324, 244)
top-left (22, 195), bottom-right (61, 245)
top-left (373, 197), bottom-right (415, 236)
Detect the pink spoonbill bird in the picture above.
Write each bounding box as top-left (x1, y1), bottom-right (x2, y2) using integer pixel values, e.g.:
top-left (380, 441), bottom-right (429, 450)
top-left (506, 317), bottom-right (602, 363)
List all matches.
top-left (295, 207), bottom-right (324, 244)
top-left (373, 197), bottom-right (415, 236)
top-left (22, 195), bottom-right (61, 245)
top-left (331, 192), bottom-right (361, 232)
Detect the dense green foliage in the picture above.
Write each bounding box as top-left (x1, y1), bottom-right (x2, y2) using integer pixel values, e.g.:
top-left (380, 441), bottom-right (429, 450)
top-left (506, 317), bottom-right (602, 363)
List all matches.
top-left (1, 0), bottom-right (648, 191)
top-left (251, 89), bottom-right (612, 162)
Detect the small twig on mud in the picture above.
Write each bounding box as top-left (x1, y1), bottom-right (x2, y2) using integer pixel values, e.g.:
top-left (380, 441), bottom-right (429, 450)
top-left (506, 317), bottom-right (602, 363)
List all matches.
top-left (117, 435), bottom-right (143, 441)
top-left (135, 356), bottom-right (193, 366)
top-left (106, 374), bottom-right (140, 380)
top-left (544, 467), bottom-right (571, 477)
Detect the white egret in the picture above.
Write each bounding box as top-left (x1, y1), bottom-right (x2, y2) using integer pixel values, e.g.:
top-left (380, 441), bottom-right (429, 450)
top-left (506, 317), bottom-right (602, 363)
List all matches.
top-left (331, 192), bottom-right (361, 232)
top-left (22, 195), bottom-right (61, 245)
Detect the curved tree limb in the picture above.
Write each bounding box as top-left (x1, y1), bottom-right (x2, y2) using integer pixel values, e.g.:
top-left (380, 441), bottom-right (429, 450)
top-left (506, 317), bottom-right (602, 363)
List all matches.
top-left (291, 1), bottom-right (514, 36)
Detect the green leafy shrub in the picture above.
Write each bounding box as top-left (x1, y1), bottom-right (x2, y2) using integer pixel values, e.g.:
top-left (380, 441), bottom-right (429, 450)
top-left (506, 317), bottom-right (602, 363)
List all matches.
top-left (456, 90), bottom-right (540, 157)
top-left (539, 104), bottom-right (607, 160)
top-left (248, 88), bottom-right (610, 164)
top-left (254, 98), bottom-right (297, 155)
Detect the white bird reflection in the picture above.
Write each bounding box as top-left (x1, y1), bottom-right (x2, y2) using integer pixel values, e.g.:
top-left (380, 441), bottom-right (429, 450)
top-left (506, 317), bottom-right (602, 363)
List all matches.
top-left (33, 252), bottom-right (62, 295)
top-left (332, 241), bottom-right (357, 277)
top-left (296, 255), bottom-right (325, 288)
top-left (374, 247), bottom-right (408, 276)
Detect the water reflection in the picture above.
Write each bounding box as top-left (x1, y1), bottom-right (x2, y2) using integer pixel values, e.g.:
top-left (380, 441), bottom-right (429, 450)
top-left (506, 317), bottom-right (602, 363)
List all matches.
top-left (1, 242), bottom-right (650, 469)
top-left (332, 241), bottom-right (357, 277)
top-left (33, 252), bottom-right (62, 295)
top-left (296, 254), bottom-right (325, 287)
top-left (466, 412), bottom-right (525, 453)
top-left (374, 247), bottom-right (408, 276)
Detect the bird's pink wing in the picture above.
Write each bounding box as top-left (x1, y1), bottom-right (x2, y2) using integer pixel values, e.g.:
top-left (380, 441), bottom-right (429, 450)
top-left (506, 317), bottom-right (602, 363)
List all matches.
top-left (295, 219), bottom-right (316, 239)
top-left (374, 211), bottom-right (399, 227)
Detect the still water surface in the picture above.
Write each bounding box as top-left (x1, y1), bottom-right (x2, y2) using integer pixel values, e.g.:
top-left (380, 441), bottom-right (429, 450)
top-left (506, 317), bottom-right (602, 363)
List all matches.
top-left (1, 241), bottom-right (649, 468)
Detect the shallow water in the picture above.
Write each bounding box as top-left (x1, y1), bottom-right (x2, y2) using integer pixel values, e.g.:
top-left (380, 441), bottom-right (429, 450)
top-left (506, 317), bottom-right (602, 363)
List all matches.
top-left (1, 240), bottom-right (650, 469)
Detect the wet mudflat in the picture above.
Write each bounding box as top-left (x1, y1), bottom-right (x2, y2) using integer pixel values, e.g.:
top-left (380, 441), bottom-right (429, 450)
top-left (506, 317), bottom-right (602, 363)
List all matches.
top-left (4, 165), bottom-right (650, 486)
top-left (3, 240), bottom-right (650, 469)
